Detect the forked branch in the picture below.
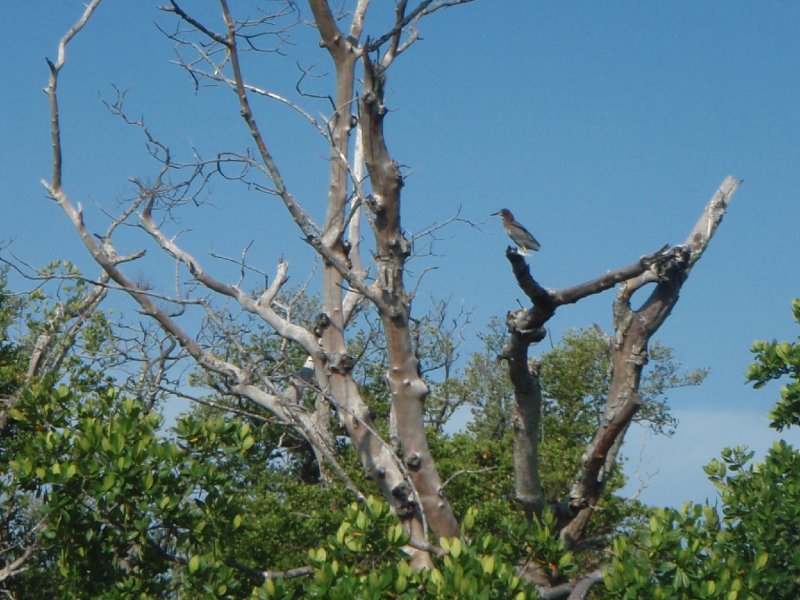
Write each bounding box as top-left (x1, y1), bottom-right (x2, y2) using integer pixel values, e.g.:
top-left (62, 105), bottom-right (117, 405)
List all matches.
top-left (497, 177), bottom-right (741, 541)
top-left (562, 176), bottom-right (741, 543)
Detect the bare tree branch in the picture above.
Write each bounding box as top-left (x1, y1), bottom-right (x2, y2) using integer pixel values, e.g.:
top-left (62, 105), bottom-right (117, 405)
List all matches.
top-left (365, 0), bottom-right (477, 63)
top-left (349, 0), bottom-right (371, 41)
top-left (560, 176), bottom-right (741, 543)
top-left (441, 466), bottom-right (497, 490)
top-left (497, 178), bottom-right (740, 535)
top-left (25, 271), bottom-right (110, 381)
top-left (44, 0), bottom-right (103, 190)
top-left (0, 534), bottom-right (38, 583)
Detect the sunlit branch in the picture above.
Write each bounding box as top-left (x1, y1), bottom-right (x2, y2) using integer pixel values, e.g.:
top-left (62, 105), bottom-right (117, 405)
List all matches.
top-left (365, 0), bottom-right (477, 62)
top-left (140, 199), bottom-right (319, 354)
top-left (349, 0), bottom-right (371, 41)
top-left (44, 0), bottom-right (103, 190)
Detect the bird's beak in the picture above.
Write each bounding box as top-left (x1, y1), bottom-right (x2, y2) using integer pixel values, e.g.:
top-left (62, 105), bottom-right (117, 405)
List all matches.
top-left (490, 211), bottom-right (501, 216)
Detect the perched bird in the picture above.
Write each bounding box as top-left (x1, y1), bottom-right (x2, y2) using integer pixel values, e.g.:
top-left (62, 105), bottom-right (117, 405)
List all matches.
top-left (491, 208), bottom-right (541, 255)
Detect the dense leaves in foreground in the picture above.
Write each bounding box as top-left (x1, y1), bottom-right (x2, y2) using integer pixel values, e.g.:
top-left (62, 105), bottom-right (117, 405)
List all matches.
top-left (605, 443), bottom-right (800, 599)
top-left (746, 298), bottom-right (800, 431)
top-left (3, 273), bottom-right (799, 597)
top-left (605, 297), bottom-right (800, 599)
top-left (4, 381), bottom-right (573, 598)
top-left (0, 273), bottom-right (664, 597)
top-left (253, 499), bottom-right (576, 599)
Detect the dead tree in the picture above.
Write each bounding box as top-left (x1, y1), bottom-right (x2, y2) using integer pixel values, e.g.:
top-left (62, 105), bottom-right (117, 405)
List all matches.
top-left (497, 176), bottom-right (740, 542)
top-left (38, 1), bottom-right (739, 593)
top-left (41, 0), bottom-right (473, 568)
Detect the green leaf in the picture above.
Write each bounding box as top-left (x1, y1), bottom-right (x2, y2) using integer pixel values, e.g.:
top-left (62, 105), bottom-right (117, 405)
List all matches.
top-left (672, 567), bottom-right (689, 590)
top-left (110, 432), bottom-right (124, 454)
top-left (188, 555), bottom-right (200, 574)
top-left (558, 551), bottom-right (574, 569)
top-left (481, 555), bottom-right (496, 575)
top-left (308, 547), bottom-right (326, 563)
top-left (449, 536), bottom-right (462, 557)
top-left (101, 472), bottom-right (116, 491)
top-left (463, 507), bottom-right (477, 531)
top-left (355, 511), bottom-right (367, 530)
top-left (776, 342), bottom-right (793, 362)
top-left (15, 458), bottom-right (33, 476)
top-left (397, 561), bottom-right (411, 578)
top-left (387, 523), bottom-right (404, 544)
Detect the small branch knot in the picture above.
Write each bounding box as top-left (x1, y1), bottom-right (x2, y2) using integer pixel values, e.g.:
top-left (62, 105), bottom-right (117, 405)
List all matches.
top-left (528, 358), bottom-right (541, 377)
top-left (362, 90), bottom-right (378, 105)
top-left (329, 353), bottom-right (356, 375)
top-left (313, 313), bottom-right (331, 338)
top-left (404, 453), bottom-right (422, 470)
top-left (392, 486), bottom-right (417, 520)
top-left (366, 193), bottom-right (384, 214)
top-left (387, 305), bottom-right (403, 319)
top-left (389, 235), bottom-right (411, 259)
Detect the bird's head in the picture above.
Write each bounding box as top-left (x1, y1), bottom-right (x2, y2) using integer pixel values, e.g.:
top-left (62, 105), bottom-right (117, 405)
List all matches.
top-left (491, 208), bottom-right (513, 219)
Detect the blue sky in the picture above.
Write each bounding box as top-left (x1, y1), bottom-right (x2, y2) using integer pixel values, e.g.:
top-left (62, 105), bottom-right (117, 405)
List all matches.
top-left (2, 1), bottom-right (800, 508)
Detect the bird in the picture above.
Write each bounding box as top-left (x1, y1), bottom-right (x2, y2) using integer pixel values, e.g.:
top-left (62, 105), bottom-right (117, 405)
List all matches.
top-left (491, 208), bottom-right (541, 255)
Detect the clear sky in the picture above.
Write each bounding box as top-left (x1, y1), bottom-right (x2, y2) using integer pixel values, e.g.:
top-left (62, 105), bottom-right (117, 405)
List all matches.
top-left (2, 1), bottom-right (800, 508)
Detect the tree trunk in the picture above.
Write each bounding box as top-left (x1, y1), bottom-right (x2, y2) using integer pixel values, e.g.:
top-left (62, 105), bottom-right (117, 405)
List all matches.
top-left (359, 54), bottom-right (460, 540)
